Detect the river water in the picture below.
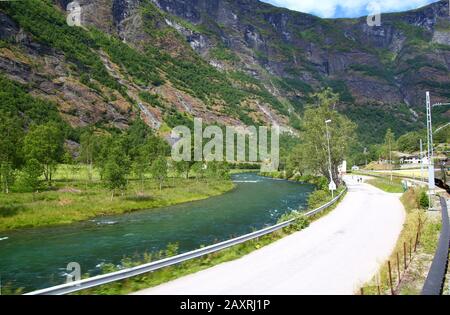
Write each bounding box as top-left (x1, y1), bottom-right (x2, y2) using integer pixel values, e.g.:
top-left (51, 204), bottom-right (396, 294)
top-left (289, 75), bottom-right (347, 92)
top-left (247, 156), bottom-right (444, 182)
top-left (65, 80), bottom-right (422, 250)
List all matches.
top-left (0, 173), bottom-right (313, 292)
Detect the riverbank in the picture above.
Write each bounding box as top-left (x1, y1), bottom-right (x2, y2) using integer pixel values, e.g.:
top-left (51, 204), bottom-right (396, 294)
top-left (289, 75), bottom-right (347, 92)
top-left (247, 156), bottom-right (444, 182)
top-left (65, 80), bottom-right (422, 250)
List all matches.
top-left (73, 179), bottom-right (346, 295)
top-left (131, 176), bottom-right (402, 295)
top-left (1, 173), bottom-right (313, 294)
top-left (0, 178), bottom-right (235, 232)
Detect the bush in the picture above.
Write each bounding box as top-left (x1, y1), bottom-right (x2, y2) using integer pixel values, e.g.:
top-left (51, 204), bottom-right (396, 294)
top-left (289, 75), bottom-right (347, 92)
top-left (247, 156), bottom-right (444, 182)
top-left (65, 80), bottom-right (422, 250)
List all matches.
top-left (418, 191), bottom-right (429, 209)
top-left (307, 189), bottom-right (331, 209)
top-left (278, 211), bottom-right (310, 233)
top-left (12, 159), bottom-right (43, 193)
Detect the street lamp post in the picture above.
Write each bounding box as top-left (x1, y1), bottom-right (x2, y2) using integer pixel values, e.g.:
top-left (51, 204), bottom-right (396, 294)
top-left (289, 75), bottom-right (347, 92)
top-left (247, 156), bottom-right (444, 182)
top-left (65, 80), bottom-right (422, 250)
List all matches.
top-left (325, 119), bottom-right (335, 198)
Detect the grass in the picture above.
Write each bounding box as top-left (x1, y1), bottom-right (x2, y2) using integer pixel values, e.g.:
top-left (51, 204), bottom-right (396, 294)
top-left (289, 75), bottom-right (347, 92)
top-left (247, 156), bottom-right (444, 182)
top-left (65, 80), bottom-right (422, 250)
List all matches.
top-left (377, 169), bottom-right (428, 181)
top-left (0, 166), bottom-right (235, 232)
top-left (361, 167), bottom-right (429, 180)
top-left (71, 183), bottom-right (348, 295)
top-left (366, 177), bottom-right (405, 193)
top-left (361, 188), bottom-right (441, 295)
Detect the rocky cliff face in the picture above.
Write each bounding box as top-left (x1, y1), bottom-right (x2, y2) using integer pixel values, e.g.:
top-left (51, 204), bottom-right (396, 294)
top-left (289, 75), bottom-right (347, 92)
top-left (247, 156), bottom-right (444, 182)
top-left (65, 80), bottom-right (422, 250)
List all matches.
top-left (0, 0), bottom-right (449, 143)
top-left (152, 0), bottom-right (450, 106)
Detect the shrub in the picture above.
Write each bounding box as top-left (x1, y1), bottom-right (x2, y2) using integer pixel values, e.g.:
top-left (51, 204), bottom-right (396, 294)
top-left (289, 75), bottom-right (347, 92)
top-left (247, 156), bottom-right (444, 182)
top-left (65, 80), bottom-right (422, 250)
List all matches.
top-left (278, 211), bottom-right (310, 233)
top-left (307, 189), bottom-right (331, 209)
top-left (12, 159), bottom-right (43, 193)
top-left (418, 191), bottom-right (429, 209)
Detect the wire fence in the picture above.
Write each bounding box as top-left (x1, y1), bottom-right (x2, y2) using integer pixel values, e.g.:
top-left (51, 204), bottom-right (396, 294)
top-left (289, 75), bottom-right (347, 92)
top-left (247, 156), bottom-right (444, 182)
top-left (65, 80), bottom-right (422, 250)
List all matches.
top-left (361, 196), bottom-right (450, 295)
top-left (360, 218), bottom-right (423, 295)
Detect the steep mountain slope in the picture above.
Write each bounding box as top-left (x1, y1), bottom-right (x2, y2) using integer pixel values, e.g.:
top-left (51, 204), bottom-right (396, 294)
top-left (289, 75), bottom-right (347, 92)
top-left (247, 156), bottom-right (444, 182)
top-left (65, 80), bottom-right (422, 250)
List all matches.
top-left (0, 0), bottom-right (449, 144)
top-left (150, 0), bottom-right (450, 142)
top-left (0, 0), bottom-right (291, 138)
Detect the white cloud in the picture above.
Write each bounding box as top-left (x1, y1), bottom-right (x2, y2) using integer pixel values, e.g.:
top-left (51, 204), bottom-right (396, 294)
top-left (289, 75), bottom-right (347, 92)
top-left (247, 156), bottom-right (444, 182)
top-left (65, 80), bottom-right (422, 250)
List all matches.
top-left (261, 0), bottom-right (435, 18)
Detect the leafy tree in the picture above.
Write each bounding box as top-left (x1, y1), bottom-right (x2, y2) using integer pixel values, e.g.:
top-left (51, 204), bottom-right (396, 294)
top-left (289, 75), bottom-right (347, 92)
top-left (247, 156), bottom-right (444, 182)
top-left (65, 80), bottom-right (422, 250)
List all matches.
top-left (299, 89), bottom-right (356, 185)
top-left (397, 131), bottom-right (422, 153)
top-left (102, 139), bottom-right (131, 199)
top-left (0, 112), bottom-right (23, 193)
top-left (0, 111), bottom-right (23, 169)
top-left (132, 142), bottom-right (160, 191)
top-left (173, 160), bottom-right (194, 179)
top-left (23, 123), bottom-right (64, 185)
top-left (191, 162), bottom-right (206, 181)
top-left (151, 157), bottom-right (168, 190)
top-left (434, 125), bottom-right (450, 144)
top-left (384, 128), bottom-right (396, 160)
top-left (206, 161), bottom-right (230, 179)
top-left (285, 144), bottom-right (307, 178)
top-left (79, 129), bottom-right (98, 181)
top-left (132, 148), bottom-right (151, 192)
top-left (104, 159), bottom-right (127, 199)
top-left (125, 118), bottom-right (154, 156)
top-left (0, 162), bottom-right (14, 194)
top-left (13, 159), bottom-right (43, 193)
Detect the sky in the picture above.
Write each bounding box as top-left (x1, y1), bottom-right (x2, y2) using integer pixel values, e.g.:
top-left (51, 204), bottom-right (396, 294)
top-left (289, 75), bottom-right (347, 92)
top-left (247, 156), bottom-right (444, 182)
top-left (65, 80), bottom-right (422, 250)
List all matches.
top-left (260, 0), bottom-right (438, 18)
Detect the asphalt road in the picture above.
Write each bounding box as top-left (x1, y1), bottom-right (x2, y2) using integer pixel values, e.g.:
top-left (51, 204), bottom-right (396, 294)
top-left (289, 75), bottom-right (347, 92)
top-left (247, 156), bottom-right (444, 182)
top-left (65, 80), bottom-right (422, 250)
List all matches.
top-left (133, 176), bottom-right (405, 295)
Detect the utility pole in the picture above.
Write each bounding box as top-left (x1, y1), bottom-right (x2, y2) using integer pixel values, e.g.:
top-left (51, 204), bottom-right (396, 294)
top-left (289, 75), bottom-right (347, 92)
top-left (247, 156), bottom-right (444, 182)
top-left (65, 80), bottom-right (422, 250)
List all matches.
top-left (325, 119), bottom-right (335, 198)
top-left (425, 92), bottom-right (450, 210)
top-left (420, 139), bottom-right (424, 182)
top-left (426, 91), bottom-right (434, 209)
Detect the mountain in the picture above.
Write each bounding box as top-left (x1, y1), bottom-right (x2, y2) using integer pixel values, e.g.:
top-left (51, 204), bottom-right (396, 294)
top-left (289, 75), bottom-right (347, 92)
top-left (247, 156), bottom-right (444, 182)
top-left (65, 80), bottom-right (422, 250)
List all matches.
top-left (0, 0), bottom-right (449, 144)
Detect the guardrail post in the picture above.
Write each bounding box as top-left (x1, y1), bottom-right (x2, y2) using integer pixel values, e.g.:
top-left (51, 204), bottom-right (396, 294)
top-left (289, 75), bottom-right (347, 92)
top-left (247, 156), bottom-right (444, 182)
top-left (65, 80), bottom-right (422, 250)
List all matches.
top-left (396, 252), bottom-right (401, 285)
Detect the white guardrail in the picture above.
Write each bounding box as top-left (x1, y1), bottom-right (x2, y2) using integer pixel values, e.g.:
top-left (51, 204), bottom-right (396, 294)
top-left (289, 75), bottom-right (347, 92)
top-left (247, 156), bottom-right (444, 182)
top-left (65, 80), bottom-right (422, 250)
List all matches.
top-left (24, 188), bottom-right (347, 295)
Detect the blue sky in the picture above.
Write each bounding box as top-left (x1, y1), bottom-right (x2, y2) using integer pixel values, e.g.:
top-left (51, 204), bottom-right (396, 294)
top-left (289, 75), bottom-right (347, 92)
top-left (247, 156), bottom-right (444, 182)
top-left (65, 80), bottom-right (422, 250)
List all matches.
top-left (260, 0), bottom-right (438, 18)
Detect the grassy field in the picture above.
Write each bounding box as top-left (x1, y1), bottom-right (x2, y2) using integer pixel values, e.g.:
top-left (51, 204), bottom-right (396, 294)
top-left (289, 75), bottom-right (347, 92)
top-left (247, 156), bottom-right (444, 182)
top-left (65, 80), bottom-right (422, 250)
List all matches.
top-left (373, 169), bottom-right (428, 180)
top-left (0, 165), bottom-right (235, 232)
top-left (366, 177), bottom-right (405, 193)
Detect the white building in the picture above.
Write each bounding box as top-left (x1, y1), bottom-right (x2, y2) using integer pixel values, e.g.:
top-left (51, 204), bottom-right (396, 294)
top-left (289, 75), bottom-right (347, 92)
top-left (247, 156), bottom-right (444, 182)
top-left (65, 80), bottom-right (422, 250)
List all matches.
top-left (400, 154), bottom-right (429, 165)
top-left (338, 160), bottom-right (347, 175)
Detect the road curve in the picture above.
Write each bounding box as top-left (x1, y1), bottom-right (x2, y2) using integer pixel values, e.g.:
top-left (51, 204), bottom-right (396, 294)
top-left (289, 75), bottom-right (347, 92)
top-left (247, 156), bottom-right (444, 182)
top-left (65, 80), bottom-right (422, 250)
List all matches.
top-left (133, 176), bottom-right (405, 295)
